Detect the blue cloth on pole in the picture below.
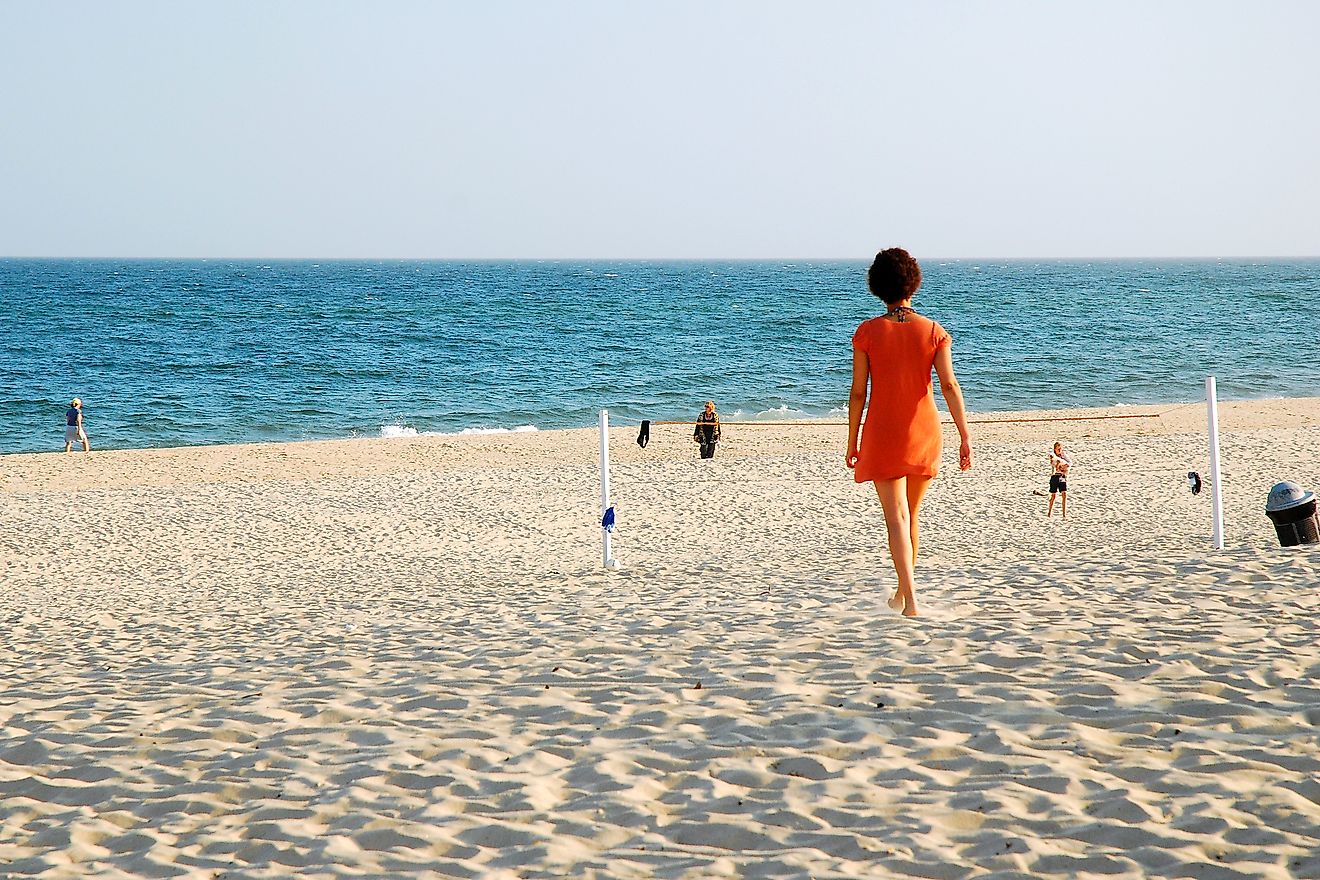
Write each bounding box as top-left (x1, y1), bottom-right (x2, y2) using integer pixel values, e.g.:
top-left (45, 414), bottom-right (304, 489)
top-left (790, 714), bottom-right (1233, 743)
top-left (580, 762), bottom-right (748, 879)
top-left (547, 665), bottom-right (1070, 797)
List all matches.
top-left (602, 506), bottom-right (615, 532)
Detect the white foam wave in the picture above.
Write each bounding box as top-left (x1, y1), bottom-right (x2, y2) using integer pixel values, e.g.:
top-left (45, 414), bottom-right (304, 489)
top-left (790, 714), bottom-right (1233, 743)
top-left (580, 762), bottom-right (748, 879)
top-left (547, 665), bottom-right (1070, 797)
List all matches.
top-left (455, 425), bottom-right (538, 436)
top-left (728, 405), bottom-right (834, 421)
top-left (378, 424), bottom-right (539, 439)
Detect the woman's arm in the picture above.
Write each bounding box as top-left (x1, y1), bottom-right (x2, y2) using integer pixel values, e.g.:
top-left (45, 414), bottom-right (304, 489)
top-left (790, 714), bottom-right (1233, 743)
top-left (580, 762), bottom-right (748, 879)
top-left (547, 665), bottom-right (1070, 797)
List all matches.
top-left (933, 345), bottom-right (972, 471)
top-left (846, 346), bottom-right (868, 469)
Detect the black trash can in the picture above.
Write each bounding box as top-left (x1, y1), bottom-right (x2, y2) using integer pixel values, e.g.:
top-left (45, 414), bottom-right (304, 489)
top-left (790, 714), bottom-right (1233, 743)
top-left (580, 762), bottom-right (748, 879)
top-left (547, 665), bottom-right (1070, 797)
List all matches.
top-left (1265, 482), bottom-right (1319, 547)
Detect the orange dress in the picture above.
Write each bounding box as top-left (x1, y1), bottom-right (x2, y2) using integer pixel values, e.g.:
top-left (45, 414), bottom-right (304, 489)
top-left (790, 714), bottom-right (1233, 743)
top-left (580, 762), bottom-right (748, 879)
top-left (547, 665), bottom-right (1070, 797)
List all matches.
top-left (852, 314), bottom-right (951, 483)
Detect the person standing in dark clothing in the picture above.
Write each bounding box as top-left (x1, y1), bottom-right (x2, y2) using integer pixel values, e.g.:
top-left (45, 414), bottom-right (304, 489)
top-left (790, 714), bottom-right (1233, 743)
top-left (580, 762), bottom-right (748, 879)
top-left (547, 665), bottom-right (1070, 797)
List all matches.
top-left (64, 397), bottom-right (91, 453)
top-left (693, 400), bottom-right (721, 459)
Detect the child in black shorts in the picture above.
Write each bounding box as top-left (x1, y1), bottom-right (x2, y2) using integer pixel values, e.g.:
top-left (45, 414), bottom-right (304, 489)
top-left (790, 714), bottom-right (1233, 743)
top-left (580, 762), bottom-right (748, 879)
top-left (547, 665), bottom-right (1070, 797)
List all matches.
top-left (1048, 441), bottom-right (1070, 518)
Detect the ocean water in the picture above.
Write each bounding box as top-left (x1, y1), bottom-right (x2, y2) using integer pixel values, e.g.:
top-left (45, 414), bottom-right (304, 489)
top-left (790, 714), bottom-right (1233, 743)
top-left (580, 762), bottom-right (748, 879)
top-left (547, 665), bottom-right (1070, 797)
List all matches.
top-left (2, 258), bottom-right (1318, 454)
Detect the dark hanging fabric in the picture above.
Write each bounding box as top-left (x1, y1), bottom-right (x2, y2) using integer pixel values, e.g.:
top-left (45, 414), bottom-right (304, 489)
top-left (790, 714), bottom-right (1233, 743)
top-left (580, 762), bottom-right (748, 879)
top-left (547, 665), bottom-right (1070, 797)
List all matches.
top-left (601, 506), bottom-right (616, 532)
top-left (637, 420), bottom-right (650, 448)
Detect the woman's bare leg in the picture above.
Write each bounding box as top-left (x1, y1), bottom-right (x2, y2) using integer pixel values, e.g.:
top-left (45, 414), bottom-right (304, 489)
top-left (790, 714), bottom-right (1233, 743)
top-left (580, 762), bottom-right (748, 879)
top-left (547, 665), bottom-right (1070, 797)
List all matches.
top-left (874, 478), bottom-right (919, 617)
top-left (906, 475), bottom-right (933, 563)
top-left (885, 476), bottom-right (932, 614)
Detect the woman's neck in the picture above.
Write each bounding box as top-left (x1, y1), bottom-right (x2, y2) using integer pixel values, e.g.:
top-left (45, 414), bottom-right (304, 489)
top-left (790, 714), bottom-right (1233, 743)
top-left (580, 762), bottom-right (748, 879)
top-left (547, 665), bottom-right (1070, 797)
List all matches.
top-left (884, 300), bottom-right (916, 321)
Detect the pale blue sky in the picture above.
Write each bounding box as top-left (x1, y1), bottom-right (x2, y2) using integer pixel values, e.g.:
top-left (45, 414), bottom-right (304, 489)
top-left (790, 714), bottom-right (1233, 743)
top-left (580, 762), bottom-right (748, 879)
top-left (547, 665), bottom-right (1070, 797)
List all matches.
top-left (3, 1), bottom-right (1317, 258)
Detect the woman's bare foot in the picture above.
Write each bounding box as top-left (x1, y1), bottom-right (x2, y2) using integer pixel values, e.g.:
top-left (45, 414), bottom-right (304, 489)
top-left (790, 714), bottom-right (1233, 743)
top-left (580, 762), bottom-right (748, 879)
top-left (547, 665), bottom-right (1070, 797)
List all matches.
top-left (889, 591), bottom-right (918, 616)
top-left (892, 588), bottom-right (918, 617)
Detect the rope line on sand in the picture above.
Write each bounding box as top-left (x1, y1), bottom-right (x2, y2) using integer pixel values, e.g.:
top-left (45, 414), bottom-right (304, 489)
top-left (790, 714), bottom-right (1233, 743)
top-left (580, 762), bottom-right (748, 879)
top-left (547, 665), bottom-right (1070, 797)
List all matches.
top-left (648, 410), bottom-right (1176, 428)
top-left (612, 469), bottom-right (1201, 488)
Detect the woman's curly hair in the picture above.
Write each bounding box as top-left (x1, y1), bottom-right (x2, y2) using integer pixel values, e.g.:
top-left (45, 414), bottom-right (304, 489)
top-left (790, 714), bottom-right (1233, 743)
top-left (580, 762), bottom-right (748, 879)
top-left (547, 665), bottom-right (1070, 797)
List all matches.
top-left (867, 248), bottom-right (922, 305)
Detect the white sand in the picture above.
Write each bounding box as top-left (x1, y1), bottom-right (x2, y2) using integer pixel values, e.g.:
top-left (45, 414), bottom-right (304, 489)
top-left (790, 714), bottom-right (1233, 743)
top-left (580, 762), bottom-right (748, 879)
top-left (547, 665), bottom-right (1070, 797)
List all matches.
top-left (1, 398), bottom-right (1318, 878)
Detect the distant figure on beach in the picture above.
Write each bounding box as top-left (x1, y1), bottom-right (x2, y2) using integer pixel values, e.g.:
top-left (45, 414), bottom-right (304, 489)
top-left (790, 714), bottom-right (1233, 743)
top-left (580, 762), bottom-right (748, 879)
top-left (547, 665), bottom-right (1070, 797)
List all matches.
top-left (693, 400), bottom-right (721, 459)
top-left (64, 398), bottom-right (90, 453)
top-left (847, 248), bottom-right (972, 617)
top-left (1048, 441), bottom-right (1071, 518)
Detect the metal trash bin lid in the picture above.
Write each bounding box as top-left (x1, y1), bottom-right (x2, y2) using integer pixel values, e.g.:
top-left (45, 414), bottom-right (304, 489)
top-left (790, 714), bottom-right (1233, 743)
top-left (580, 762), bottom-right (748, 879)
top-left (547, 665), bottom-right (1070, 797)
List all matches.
top-left (1266, 481), bottom-right (1317, 512)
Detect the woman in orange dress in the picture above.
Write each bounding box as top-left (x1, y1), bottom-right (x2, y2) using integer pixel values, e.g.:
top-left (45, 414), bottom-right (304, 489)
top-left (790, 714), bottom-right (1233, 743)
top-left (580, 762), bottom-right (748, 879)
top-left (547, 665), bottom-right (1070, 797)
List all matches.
top-left (846, 248), bottom-right (972, 617)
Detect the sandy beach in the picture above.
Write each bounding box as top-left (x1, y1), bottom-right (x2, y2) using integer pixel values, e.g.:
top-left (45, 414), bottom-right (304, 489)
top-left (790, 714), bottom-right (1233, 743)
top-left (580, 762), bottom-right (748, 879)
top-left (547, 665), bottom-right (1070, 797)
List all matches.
top-left (2, 397), bottom-right (1319, 879)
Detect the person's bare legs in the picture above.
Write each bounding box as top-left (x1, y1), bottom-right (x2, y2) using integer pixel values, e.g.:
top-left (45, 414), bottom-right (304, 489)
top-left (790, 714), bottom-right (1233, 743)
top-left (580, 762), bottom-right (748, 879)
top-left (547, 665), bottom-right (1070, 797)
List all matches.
top-left (1060, 490), bottom-right (1066, 519)
top-left (874, 477), bottom-right (919, 617)
top-left (906, 475), bottom-right (932, 562)
top-left (884, 475), bottom-right (933, 613)
top-left (1047, 491), bottom-right (1056, 517)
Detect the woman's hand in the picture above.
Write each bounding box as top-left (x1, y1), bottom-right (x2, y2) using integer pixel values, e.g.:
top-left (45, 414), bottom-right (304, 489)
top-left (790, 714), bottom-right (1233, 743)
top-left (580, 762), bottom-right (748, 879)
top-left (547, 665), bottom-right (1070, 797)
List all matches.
top-left (959, 437), bottom-right (973, 471)
top-left (846, 446), bottom-right (859, 469)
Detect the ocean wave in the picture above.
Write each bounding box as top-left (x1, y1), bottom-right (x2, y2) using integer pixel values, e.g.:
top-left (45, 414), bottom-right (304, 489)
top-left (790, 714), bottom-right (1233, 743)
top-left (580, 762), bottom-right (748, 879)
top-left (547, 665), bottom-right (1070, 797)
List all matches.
top-left (454, 425), bottom-right (538, 436)
top-left (378, 424), bottom-right (538, 439)
top-left (379, 424), bottom-right (424, 438)
top-left (727, 405), bottom-right (837, 421)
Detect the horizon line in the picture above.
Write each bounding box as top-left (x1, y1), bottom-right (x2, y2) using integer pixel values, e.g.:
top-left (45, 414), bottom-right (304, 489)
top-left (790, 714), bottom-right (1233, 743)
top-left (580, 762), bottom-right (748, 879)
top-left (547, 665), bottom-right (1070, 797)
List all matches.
top-left (4, 253), bottom-right (1320, 263)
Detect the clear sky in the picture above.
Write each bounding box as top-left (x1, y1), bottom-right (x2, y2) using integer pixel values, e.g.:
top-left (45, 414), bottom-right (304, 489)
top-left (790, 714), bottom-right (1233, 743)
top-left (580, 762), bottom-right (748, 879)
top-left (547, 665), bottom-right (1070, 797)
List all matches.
top-left (3, 1), bottom-right (1318, 259)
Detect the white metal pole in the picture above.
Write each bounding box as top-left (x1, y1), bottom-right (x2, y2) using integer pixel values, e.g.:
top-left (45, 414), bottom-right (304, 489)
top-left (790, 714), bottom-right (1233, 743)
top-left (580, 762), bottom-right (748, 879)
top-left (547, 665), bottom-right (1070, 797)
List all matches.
top-left (599, 409), bottom-right (617, 568)
top-left (1206, 377), bottom-right (1224, 550)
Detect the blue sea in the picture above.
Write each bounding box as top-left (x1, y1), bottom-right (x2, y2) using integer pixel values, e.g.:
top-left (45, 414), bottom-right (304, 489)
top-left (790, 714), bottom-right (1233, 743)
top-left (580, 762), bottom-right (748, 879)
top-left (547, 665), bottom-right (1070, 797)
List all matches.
top-left (2, 259), bottom-right (1318, 454)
